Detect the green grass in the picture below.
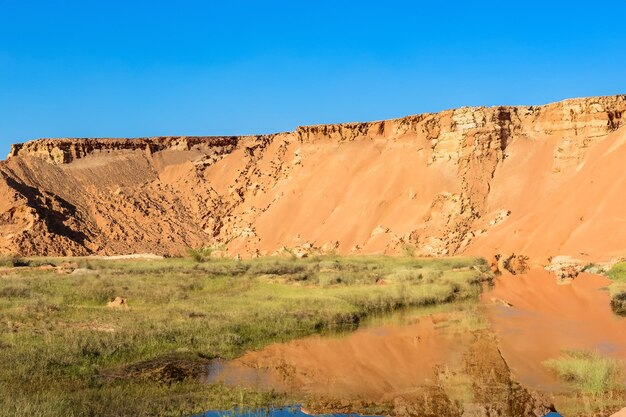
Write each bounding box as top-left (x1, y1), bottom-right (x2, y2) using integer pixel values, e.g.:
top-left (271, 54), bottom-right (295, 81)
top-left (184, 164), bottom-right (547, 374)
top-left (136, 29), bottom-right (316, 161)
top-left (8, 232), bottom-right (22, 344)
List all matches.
top-left (607, 262), bottom-right (626, 282)
top-left (606, 262), bottom-right (626, 316)
top-left (0, 255), bottom-right (490, 417)
top-left (544, 350), bottom-right (623, 395)
top-left (186, 245), bottom-right (227, 263)
top-left (544, 350), bottom-right (625, 416)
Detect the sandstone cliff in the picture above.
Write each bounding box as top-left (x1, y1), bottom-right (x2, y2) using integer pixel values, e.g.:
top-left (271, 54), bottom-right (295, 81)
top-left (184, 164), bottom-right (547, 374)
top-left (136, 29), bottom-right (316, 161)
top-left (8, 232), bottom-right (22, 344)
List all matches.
top-left (1, 95), bottom-right (625, 263)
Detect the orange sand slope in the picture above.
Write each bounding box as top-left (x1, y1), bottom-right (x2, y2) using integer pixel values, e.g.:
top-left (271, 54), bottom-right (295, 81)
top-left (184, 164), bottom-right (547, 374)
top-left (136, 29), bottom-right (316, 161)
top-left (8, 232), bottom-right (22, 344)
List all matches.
top-left (0, 95), bottom-right (625, 262)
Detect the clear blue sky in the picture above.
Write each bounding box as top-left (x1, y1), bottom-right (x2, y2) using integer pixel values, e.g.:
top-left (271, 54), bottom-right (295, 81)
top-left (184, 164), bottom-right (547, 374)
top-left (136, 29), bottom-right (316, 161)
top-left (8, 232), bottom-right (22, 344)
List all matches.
top-left (1, 0), bottom-right (625, 158)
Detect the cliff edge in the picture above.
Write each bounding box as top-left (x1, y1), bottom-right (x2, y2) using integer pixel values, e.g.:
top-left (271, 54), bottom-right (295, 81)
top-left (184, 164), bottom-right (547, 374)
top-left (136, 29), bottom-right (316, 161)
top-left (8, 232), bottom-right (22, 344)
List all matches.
top-left (1, 95), bottom-right (625, 265)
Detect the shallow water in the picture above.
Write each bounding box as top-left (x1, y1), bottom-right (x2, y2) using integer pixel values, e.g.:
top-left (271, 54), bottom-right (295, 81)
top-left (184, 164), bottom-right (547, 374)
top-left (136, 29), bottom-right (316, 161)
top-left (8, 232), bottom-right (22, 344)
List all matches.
top-left (193, 405), bottom-right (379, 417)
top-left (202, 271), bottom-right (626, 415)
top-left (482, 268), bottom-right (626, 391)
top-left (205, 306), bottom-right (473, 400)
top-left (194, 405), bottom-right (563, 417)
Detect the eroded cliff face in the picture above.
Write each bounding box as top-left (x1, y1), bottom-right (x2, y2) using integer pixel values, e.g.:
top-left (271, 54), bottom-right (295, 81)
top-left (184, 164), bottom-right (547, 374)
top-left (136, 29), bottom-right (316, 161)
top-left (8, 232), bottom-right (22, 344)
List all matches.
top-left (1, 95), bottom-right (625, 261)
top-left (8, 136), bottom-right (241, 164)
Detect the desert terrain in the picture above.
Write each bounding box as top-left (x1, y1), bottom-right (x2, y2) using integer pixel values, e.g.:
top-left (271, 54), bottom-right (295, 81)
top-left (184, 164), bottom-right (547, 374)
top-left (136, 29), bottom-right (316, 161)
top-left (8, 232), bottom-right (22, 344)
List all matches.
top-left (1, 95), bottom-right (626, 417)
top-left (2, 95), bottom-right (625, 267)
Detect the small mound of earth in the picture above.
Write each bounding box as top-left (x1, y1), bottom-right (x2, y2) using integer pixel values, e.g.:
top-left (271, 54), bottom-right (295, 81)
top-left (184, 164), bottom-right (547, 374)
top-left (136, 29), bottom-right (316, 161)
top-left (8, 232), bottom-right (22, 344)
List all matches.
top-left (108, 356), bottom-right (210, 384)
top-left (106, 296), bottom-right (129, 309)
top-left (494, 253), bottom-right (530, 275)
top-left (544, 256), bottom-right (586, 283)
top-left (71, 268), bottom-right (99, 276)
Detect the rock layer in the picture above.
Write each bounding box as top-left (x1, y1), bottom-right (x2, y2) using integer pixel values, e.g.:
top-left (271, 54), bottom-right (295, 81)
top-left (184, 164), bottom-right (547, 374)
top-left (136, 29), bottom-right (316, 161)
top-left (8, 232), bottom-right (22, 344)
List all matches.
top-left (1, 95), bottom-right (625, 261)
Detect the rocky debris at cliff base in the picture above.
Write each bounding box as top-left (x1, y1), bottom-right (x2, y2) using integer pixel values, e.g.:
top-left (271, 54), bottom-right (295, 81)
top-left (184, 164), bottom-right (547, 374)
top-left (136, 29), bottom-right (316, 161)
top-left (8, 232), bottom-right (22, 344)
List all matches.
top-left (493, 253), bottom-right (530, 275)
top-left (544, 256), bottom-right (586, 283)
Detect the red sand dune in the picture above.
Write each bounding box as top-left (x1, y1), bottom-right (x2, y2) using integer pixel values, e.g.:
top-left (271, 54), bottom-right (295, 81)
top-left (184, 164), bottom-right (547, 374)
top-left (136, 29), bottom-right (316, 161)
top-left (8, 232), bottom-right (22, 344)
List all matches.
top-left (0, 95), bottom-right (625, 264)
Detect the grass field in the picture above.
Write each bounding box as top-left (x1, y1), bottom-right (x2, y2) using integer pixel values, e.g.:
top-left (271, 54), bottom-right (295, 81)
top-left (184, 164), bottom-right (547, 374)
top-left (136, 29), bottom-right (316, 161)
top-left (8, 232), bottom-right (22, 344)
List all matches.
top-left (544, 349), bottom-right (625, 416)
top-left (0, 255), bottom-right (490, 417)
top-left (544, 350), bottom-right (622, 396)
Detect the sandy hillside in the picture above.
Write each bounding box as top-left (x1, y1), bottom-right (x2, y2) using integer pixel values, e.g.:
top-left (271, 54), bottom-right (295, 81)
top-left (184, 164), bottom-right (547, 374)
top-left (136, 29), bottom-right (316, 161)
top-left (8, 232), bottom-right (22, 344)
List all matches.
top-left (1, 95), bottom-right (624, 265)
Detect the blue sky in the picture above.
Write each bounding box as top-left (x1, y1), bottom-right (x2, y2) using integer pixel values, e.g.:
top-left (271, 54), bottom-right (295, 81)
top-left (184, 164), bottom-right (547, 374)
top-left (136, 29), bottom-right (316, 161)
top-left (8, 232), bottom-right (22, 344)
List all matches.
top-left (1, 1), bottom-right (625, 158)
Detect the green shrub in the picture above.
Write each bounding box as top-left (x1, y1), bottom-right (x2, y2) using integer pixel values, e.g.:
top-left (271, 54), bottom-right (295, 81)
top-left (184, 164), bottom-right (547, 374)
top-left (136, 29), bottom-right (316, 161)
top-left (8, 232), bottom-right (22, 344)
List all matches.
top-left (607, 262), bottom-right (626, 282)
top-left (186, 247), bottom-right (216, 262)
top-left (544, 350), bottom-right (623, 396)
top-left (610, 292), bottom-right (626, 316)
